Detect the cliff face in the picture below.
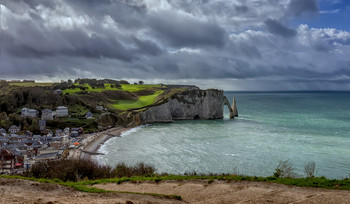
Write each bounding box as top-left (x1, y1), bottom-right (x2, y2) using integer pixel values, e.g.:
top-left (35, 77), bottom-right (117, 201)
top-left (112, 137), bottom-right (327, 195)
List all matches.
top-left (137, 89), bottom-right (236, 125)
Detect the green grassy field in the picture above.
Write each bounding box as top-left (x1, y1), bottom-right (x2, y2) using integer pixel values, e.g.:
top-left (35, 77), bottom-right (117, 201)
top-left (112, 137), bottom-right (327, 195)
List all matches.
top-left (62, 83), bottom-right (165, 110)
top-left (112, 90), bottom-right (164, 110)
top-left (9, 82), bottom-right (55, 87)
top-left (63, 84), bottom-right (162, 95)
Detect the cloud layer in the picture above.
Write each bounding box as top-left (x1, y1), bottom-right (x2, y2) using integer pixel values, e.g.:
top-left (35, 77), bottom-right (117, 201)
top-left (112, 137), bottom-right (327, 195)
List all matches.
top-left (1, 0), bottom-right (349, 90)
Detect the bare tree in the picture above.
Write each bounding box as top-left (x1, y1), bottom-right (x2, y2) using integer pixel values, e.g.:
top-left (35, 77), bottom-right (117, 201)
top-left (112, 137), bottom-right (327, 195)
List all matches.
top-left (304, 162), bottom-right (316, 178)
top-left (273, 160), bottom-right (296, 178)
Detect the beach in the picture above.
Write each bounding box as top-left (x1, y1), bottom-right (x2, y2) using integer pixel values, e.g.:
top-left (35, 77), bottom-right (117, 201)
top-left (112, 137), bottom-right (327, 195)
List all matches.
top-left (67, 126), bottom-right (131, 161)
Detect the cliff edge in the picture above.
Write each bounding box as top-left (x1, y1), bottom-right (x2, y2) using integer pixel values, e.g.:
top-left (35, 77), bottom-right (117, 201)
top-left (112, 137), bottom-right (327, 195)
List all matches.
top-left (135, 89), bottom-right (237, 125)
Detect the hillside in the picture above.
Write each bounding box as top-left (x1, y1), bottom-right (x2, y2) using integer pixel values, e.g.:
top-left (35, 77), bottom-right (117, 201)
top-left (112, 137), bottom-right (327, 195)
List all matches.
top-left (0, 79), bottom-right (193, 133)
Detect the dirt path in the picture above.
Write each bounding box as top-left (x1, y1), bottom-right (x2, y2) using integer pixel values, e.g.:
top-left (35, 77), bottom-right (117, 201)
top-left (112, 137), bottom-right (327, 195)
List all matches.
top-left (0, 178), bottom-right (182, 204)
top-left (95, 180), bottom-right (350, 204)
top-left (1, 178), bottom-right (349, 204)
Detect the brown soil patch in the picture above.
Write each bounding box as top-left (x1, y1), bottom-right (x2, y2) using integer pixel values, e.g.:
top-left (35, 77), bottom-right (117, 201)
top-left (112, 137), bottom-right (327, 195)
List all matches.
top-left (95, 180), bottom-right (350, 204)
top-left (2, 178), bottom-right (349, 204)
top-left (0, 178), bottom-right (182, 204)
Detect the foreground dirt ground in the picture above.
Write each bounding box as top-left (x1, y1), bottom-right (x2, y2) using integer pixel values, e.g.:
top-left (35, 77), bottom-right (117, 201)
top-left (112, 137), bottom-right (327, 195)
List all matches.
top-left (95, 180), bottom-right (350, 204)
top-left (1, 178), bottom-right (350, 204)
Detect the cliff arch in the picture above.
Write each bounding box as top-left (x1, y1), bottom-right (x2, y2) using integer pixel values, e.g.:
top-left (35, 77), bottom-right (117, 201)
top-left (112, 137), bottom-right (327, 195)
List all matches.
top-left (224, 96), bottom-right (238, 118)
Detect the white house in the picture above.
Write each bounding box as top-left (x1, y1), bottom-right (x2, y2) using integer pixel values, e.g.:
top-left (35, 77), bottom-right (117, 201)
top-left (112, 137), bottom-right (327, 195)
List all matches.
top-left (56, 106), bottom-right (68, 117)
top-left (21, 108), bottom-right (38, 118)
top-left (41, 109), bottom-right (53, 120)
top-left (8, 125), bottom-right (20, 134)
top-left (86, 112), bottom-right (93, 119)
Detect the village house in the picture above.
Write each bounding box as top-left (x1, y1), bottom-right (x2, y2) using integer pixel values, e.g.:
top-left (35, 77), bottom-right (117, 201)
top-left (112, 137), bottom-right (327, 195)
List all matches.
top-left (70, 127), bottom-right (83, 137)
top-left (56, 106), bottom-right (68, 117)
top-left (49, 141), bottom-right (62, 150)
top-left (64, 127), bottom-right (70, 134)
top-left (86, 112), bottom-right (93, 119)
top-left (61, 135), bottom-right (70, 146)
top-left (53, 89), bottom-right (63, 94)
top-left (39, 120), bottom-right (46, 131)
top-left (21, 108), bottom-right (38, 118)
top-left (0, 128), bottom-right (6, 137)
top-left (8, 125), bottom-right (20, 134)
top-left (0, 148), bottom-right (24, 173)
top-left (55, 129), bottom-right (64, 137)
top-left (32, 135), bottom-right (41, 141)
top-left (96, 105), bottom-right (104, 111)
top-left (41, 109), bottom-right (53, 120)
top-left (0, 128), bottom-right (6, 134)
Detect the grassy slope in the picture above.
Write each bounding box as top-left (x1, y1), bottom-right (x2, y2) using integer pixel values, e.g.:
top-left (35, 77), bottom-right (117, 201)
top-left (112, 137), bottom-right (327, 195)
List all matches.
top-left (6, 83), bottom-right (168, 111)
top-left (63, 84), bottom-right (162, 94)
top-left (112, 90), bottom-right (164, 110)
top-left (64, 84), bottom-right (164, 111)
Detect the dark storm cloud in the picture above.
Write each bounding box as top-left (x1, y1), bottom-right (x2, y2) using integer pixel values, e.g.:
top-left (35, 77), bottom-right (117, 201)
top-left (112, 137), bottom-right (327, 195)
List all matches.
top-left (287, 0), bottom-right (319, 17)
top-left (1, 0), bottom-right (350, 90)
top-left (148, 11), bottom-right (228, 48)
top-left (265, 19), bottom-right (297, 37)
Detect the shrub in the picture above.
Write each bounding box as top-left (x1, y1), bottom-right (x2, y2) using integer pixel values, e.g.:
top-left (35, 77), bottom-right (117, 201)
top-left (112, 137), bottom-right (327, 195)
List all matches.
top-left (111, 162), bottom-right (156, 178)
top-left (26, 159), bottom-right (112, 182)
top-left (273, 160), bottom-right (296, 178)
top-left (304, 162), bottom-right (316, 178)
top-left (25, 159), bottom-right (156, 182)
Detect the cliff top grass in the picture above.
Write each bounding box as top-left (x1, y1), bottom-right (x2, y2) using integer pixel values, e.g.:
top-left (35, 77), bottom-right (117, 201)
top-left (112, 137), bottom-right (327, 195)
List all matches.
top-left (9, 82), bottom-right (56, 87)
top-left (62, 83), bottom-right (162, 95)
top-left (112, 90), bottom-right (164, 110)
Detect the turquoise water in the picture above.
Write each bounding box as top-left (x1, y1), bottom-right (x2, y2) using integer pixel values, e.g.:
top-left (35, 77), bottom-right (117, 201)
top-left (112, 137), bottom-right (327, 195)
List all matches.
top-left (97, 92), bottom-right (350, 178)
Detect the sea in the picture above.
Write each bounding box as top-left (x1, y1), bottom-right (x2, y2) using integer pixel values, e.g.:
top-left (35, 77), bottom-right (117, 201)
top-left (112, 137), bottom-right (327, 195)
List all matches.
top-left (97, 92), bottom-right (350, 179)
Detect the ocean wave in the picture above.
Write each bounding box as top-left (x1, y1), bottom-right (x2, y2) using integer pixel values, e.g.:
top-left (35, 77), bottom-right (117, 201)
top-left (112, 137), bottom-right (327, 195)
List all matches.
top-left (120, 125), bottom-right (145, 137)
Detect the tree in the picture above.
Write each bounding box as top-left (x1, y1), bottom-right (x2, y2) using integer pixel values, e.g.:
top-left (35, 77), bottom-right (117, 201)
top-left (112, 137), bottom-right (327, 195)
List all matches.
top-left (139, 81), bottom-right (144, 85)
top-left (304, 162), bottom-right (316, 178)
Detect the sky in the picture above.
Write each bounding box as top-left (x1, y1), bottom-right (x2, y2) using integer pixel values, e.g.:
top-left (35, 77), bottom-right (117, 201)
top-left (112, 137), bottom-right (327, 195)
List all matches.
top-left (0, 0), bottom-right (349, 91)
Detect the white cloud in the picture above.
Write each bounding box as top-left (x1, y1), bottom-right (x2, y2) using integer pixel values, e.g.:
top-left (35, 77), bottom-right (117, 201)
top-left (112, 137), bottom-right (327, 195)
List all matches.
top-left (320, 9), bottom-right (341, 14)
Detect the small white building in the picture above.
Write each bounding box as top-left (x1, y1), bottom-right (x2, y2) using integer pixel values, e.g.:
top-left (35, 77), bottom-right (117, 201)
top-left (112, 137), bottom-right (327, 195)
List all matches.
top-left (96, 105), bottom-right (104, 111)
top-left (86, 112), bottom-right (93, 119)
top-left (56, 106), bottom-right (68, 117)
top-left (8, 125), bottom-right (20, 134)
top-left (41, 109), bottom-right (53, 120)
top-left (21, 108), bottom-right (38, 118)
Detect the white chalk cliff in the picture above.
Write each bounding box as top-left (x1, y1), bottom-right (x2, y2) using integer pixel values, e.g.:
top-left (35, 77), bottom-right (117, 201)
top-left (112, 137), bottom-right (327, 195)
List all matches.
top-left (135, 89), bottom-right (237, 125)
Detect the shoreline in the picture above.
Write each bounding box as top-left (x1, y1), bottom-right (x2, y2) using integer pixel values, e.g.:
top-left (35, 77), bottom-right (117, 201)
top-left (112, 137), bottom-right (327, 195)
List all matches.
top-left (68, 126), bottom-right (132, 161)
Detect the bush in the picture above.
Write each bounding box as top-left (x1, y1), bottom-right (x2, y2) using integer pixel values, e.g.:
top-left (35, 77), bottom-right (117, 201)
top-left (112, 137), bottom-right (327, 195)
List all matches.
top-left (273, 160), bottom-right (296, 178)
top-left (304, 162), bottom-right (316, 178)
top-left (112, 162), bottom-right (156, 178)
top-left (24, 159), bottom-right (156, 182)
top-left (26, 159), bottom-right (112, 182)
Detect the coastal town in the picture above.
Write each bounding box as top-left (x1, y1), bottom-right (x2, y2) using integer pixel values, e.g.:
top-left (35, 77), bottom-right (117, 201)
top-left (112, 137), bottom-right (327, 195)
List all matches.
top-left (0, 104), bottom-right (97, 174)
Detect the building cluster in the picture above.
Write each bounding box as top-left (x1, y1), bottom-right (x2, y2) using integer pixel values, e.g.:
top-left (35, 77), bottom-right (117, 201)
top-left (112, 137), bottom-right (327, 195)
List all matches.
top-left (0, 127), bottom-right (84, 174)
top-left (0, 104), bottom-right (101, 174)
top-left (21, 106), bottom-right (69, 119)
top-left (21, 106), bottom-right (94, 121)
